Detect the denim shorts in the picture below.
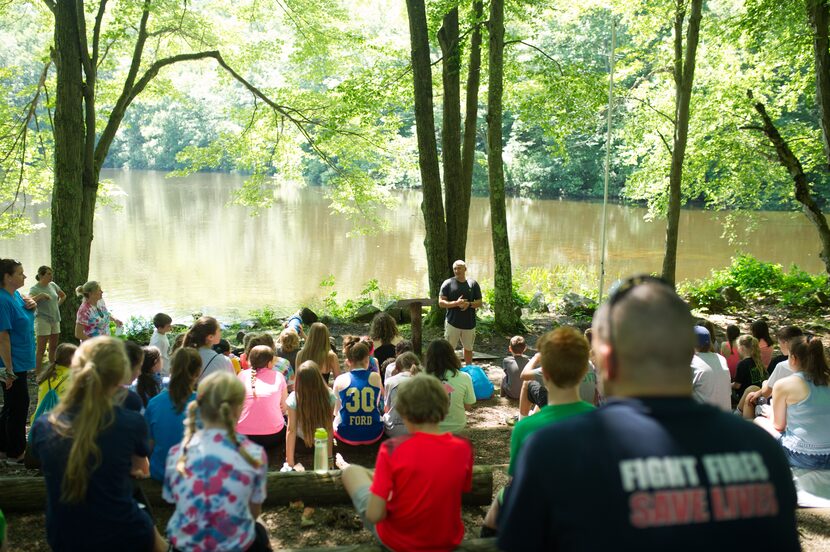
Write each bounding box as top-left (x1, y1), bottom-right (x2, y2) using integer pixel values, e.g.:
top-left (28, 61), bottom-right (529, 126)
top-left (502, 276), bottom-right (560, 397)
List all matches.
top-left (782, 447), bottom-right (830, 470)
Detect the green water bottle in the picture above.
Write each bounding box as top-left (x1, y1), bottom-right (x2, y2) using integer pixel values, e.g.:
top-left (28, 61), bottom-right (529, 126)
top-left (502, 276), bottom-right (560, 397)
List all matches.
top-left (313, 428), bottom-right (328, 474)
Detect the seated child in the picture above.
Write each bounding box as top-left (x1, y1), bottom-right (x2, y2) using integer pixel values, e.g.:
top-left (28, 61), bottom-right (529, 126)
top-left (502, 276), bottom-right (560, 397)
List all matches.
top-left (31, 343), bottom-right (76, 424)
top-left (213, 338), bottom-right (242, 374)
top-left (133, 346), bottom-right (163, 409)
top-left (483, 326), bottom-right (595, 536)
top-left (163, 372), bottom-right (270, 551)
top-left (341, 374), bottom-right (474, 551)
top-left (122, 341), bottom-right (146, 412)
top-left (242, 332), bottom-right (293, 388)
top-left (501, 336), bottom-right (529, 400)
top-left (381, 340), bottom-right (413, 382)
top-left (277, 328), bottom-right (300, 371)
top-left (333, 338), bottom-right (384, 445)
top-left (383, 352), bottom-right (421, 437)
top-left (145, 348), bottom-right (202, 481)
top-left (285, 361), bottom-right (336, 470)
top-left (149, 313), bottom-right (172, 376)
top-left (237, 345), bottom-right (288, 451)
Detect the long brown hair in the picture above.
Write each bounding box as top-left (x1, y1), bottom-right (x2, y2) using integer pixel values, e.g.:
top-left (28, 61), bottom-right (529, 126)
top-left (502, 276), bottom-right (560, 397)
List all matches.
top-left (176, 372), bottom-right (261, 475)
top-left (48, 337), bottom-right (130, 503)
top-left (183, 316), bottom-right (219, 348)
top-left (369, 312), bottom-right (399, 344)
top-left (294, 361), bottom-right (333, 447)
top-left (425, 339), bottom-right (461, 381)
top-left (791, 339), bottom-right (830, 387)
top-left (296, 322), bottom-right (332, 373)
top-left (168, 348), bottom-right (202, 414)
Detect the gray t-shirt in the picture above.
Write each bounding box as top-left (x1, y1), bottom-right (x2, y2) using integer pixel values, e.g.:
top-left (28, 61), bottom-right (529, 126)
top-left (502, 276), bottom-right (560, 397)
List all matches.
top-left (383, 371), bottom-right (413, 437)
top-left (691, 352), bottom-right (732, 412)
top-left (197, 347), bottom-right (234, 383)
top-left (29, 282), bottom-right (63, 323)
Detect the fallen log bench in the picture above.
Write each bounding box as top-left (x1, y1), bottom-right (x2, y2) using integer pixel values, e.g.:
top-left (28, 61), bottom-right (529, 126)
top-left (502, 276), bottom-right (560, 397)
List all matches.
top-left (277, 537), bottom-right (499, 552)
top-left (0, 465), bottom-right (494, 513)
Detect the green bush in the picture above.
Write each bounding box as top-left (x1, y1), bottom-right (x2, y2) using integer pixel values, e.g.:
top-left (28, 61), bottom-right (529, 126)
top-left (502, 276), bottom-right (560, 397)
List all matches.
top-left (311, 276), bottom-right (400, 322)
top-left (248, 306), bottom-right (284, 328)
top-left (121, 316), bottom-right (155, 344)
top-left (482, 280), bottom-right (531, 309)
top-left (680, 255), bottom-right (830, 313)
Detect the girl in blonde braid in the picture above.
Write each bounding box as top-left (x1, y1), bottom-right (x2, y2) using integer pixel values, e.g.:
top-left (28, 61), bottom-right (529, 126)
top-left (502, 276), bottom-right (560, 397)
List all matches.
top-left (164, 371), bottom-right (272, 552)
top-left (29, 337), bottom-right (167, 552)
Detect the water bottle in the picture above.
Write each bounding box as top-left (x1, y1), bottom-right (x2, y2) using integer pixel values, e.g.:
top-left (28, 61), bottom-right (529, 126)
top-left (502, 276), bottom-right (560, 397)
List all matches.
top-left (313, 427), bottom-right (328, 474)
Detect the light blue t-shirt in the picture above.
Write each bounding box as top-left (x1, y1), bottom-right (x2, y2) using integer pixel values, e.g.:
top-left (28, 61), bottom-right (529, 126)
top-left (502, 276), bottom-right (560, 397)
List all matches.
top-left (145, 389), bottom-right (196, 481)
top-left (0, 289), bottom-right (35, 373)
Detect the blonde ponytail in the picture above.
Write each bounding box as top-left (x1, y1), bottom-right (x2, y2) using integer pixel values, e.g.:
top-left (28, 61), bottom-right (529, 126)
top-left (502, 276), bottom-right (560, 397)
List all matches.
top-left (48, 337), bottom-right (129, 503)
top-left (176, 401), bottom-right (200, 476)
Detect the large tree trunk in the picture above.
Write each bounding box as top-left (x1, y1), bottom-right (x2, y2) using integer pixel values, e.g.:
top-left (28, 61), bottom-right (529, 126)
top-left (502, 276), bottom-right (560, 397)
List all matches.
top-left (458, 0), bottom-right (483, 267)
top-left (808, 0), bottom-right (830, 169)
top-left (662, 0), bottom-right (703, 285)
top-left (405, 0), bottom-right (449, 325)
top-left (439, 8), bottom-right (465, 268)
top-left (486, 0), bottom-right (520, 332)
top-left (749, 95), bottom-right (830, 274)
top-left (52, 0), bottom-right (88, 341)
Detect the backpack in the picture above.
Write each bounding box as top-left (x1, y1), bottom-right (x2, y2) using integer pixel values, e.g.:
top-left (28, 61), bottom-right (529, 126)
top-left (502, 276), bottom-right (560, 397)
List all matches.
top-left (461, 365), bottom-right (494, 401)
top-left (28, 375), bottom-right (68, 441)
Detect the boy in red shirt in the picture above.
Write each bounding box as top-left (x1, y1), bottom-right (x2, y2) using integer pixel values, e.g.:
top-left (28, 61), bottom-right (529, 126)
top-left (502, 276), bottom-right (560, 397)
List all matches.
top-left (341, 374), bottom-right (474, 551)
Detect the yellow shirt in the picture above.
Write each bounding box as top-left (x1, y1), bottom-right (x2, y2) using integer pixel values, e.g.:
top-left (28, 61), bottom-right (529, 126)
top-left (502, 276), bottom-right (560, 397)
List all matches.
top-left (31, 364), bottom-right (71, 424)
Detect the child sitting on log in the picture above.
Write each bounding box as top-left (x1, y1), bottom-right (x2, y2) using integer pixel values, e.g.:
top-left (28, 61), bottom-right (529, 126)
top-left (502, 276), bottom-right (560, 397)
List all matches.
top-left (332, 337), bottom-right (384, 445)
top-left (163, 371), bottom-right (271, 551)
top-left (341, 374), bottom-right (474, 551)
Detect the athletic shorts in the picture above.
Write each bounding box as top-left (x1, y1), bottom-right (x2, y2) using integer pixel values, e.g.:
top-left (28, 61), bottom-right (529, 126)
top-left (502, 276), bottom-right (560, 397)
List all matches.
top-left (445, 321), bottom-right (475, 351)
top-left (527, 381), bottom-right (548, 407)
top-left (350, 484), bottom-right (382, 540)
top-left (35, 318), bottom-right (60, 337)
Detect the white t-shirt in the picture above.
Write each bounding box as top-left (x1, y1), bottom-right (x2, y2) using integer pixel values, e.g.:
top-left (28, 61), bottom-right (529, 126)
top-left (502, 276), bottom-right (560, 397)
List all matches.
top-left (149, 329), bottom-right (170, 376)
top-left (691, 352), bottom-right (732, 412)
top-left (767, 360), bottom-right (793, 388)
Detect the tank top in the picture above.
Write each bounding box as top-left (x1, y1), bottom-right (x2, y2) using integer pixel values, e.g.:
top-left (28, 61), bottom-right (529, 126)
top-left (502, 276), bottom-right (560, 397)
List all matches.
top-left (334, 369), bottom-right (383, 445)
top-left (780, 372), bottom-right (830, 455)
top-left (724, 343), bottom-right (740, 379)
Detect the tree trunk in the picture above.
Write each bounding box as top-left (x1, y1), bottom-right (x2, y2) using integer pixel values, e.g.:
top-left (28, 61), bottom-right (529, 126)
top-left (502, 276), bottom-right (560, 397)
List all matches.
top-left (459, 0), bottom-right (483, 266)
top-left (439, 9), bottom-right (464, 268)
top-left (52, 0), bottom-right (88, 341)
top-left (662, 0), bottom-right (703, 285)
top-left (808, 0), bottom-right (830, 169)
top-left (405, 0), bottom-right (449, 325)
top-left (750, 95), bottom-right (830, 274)
top-left (486, 0), bottom-right (520, 332)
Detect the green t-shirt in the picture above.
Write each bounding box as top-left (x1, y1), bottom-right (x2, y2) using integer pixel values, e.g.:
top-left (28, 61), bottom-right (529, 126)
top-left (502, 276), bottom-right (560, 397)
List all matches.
top-left (508, 401), bottom-right (596, 475)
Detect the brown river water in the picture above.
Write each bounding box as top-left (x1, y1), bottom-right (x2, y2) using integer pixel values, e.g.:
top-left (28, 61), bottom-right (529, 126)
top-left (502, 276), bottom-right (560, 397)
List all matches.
top-left (5, 169), bottom-right (824, 321)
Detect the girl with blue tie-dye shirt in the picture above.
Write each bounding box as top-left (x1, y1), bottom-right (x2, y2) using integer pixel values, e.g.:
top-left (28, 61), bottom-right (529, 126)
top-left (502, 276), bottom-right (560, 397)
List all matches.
top-left (163, 372), bottom-right (271, 551)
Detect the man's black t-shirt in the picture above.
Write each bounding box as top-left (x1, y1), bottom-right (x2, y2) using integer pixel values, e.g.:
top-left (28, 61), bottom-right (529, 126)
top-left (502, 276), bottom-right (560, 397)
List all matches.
top-left (439, 277), bottom-right (482, 330)
top-left (498, 397), bottom-right (799, 552)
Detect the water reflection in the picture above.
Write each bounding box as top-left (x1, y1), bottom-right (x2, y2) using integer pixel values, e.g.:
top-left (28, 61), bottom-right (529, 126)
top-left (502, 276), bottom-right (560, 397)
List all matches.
top-left (5, 169), bottom-right (823, 320)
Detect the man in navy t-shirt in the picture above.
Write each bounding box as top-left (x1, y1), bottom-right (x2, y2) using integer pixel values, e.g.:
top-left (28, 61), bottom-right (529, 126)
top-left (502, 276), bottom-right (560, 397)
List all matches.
top-left (498, 276), bottom-right (800, 551)
top-left (438, 260), bottom-right (482, 366)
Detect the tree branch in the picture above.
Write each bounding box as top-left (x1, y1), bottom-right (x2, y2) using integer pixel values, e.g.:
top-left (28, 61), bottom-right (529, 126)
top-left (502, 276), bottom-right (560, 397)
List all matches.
top-left (626, 94), bottom-right (676, 126)
top-left (504, 39), bottom-right (564, 74)
top-left (92, 0), bottom-right (108, 67)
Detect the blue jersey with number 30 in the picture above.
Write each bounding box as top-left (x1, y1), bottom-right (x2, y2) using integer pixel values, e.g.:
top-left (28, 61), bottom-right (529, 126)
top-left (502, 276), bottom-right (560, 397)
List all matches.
top-left (334, 369), bottom-right (383, 445)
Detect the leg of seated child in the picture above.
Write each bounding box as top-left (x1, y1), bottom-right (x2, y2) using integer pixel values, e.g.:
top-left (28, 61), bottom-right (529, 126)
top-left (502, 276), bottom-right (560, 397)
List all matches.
top-left (739, 385), bottom-right (761, 419)
top-left (519, 381), bottom-right (532, 418)
top-left (342, 465), bottom-right (380, 538)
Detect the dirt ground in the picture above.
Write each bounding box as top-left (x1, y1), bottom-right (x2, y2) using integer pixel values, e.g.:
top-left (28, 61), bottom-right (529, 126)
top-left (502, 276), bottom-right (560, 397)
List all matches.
top-left (2, 311), bottom-right (830, 550)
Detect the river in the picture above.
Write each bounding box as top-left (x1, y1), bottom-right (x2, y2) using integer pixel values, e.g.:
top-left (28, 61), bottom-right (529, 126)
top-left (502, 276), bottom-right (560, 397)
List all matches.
top-left (4, 169), bottom-right (824, 321)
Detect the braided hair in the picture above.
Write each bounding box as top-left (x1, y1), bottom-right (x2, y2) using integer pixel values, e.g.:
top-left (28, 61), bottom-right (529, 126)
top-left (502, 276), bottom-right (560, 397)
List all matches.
top-left (176, 371), bottom-right (261, 476)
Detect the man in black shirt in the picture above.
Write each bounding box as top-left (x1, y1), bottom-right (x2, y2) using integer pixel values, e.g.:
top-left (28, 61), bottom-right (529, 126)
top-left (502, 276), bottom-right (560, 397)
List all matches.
top-left (438, 260), bottom-right (482, 366)
top-left (498, 276), bottom-right (800, 551)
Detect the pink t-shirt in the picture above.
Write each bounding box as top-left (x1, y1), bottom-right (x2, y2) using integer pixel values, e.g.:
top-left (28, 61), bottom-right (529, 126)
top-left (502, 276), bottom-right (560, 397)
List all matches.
top-left (237, 369), bottom-right (287, 436)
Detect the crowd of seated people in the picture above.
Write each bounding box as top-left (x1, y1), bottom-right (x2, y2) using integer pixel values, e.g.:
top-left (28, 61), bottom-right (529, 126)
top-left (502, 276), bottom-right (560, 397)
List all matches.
top-left (7, 278), bottom-right (827, 551)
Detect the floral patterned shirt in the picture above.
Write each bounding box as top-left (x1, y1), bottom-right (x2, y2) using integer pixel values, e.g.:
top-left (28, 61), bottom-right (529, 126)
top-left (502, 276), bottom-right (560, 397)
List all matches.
top-left (75, 300), bottom-right (111, 338)
top-left (163, 428), bottom-right (267, 552)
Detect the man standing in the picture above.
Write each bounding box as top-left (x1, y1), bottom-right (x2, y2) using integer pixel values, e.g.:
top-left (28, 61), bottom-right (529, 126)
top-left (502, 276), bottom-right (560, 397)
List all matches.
top-left (438, 260), bottom-right (482, 366)
top-left (498, 276), bottom-right (799, 551)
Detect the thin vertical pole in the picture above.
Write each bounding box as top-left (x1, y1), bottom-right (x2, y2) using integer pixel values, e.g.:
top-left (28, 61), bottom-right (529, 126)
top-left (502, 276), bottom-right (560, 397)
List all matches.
top-left (598, 19), bottom-right (616, 301)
